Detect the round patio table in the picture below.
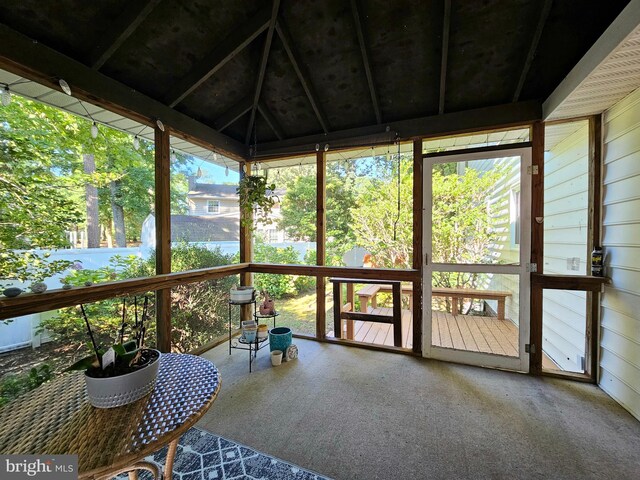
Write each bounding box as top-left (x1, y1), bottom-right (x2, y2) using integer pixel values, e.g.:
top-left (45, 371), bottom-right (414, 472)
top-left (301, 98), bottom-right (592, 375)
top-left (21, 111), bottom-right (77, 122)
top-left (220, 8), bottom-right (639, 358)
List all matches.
top-left (0, 353), bottom-right (221, 480)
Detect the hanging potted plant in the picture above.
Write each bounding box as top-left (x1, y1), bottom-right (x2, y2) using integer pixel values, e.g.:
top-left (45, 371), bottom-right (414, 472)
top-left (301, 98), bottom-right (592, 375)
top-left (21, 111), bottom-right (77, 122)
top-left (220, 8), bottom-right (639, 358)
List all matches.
top-left (67, 296), bottom-right (160, 408)
top-left (236, 173), bottom-right (278, 229)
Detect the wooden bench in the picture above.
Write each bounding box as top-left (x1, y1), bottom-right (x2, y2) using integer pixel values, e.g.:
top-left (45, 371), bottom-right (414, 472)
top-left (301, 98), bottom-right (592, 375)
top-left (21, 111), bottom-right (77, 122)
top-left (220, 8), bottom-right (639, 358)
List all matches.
top-left (432, 287), bottom-right (511, 320)
top-left (329, 278), bottom-right (403, 347)
top-left (357, 283), bottom-right (511, 321)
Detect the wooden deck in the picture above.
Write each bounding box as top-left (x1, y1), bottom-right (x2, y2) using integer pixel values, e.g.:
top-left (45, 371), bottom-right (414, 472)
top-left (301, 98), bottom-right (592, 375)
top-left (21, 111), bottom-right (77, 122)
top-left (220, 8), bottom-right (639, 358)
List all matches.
top-left (331, 308), bottom-right (519, 356)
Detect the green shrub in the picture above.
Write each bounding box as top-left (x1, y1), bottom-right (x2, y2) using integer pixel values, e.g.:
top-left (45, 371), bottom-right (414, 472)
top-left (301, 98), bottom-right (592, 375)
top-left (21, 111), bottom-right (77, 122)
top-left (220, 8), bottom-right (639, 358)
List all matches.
top-left (0, 364), bottom-right (54, 406)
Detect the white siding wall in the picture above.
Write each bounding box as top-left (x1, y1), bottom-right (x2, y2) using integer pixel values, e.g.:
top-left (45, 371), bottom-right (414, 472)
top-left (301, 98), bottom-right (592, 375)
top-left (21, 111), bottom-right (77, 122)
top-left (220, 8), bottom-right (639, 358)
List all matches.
top-left (600, 86), bottom-right (640, 421)
top-left (188, 198), bottom-right (239, 216)
top-left (543, 122), bottom-right (589, 371)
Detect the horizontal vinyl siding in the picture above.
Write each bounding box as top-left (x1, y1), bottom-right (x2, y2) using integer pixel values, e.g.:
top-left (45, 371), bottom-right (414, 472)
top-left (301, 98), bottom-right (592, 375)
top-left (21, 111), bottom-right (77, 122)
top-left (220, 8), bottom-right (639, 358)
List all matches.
top-left (601, 86), bottom-right (640, 421)
top-left (542, 122), bottom-right (589, 371)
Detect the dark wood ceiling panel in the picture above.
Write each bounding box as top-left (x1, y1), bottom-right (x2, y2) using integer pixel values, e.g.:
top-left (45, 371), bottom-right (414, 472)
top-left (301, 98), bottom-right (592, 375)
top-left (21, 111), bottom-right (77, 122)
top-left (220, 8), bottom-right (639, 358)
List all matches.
top-left (253, 112), bottom-right (280, 145)
top-left (261, 37), bottom-right (322, 139)
top-left (361, 0), bottom-right (442, 122)
top-left (175, 44), bottom-right (259, 130)
top-left (101, 0), bottom-right (261, 99)
top-left (445, 0), bottom-right (538, 113)
top-left (225, 110), bottom-right (251, 143)
top-left (0, 0), bottom-right (129, 60)
top-left (519, 0), bottom-right (631, 101)
top-left (281, 0), bottom-right (375, 131)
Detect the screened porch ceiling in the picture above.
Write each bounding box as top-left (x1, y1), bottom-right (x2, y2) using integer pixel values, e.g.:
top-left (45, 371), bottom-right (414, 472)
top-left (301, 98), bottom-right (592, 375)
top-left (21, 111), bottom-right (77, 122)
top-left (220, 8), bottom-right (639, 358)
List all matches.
top-left (0, 0), bottom-right (634, 164)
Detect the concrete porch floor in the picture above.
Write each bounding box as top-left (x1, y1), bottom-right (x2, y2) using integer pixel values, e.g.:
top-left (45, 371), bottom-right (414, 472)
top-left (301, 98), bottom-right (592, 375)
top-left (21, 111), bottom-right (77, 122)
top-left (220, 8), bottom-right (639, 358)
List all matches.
top-left (197, 338), bottom-right (640, 480)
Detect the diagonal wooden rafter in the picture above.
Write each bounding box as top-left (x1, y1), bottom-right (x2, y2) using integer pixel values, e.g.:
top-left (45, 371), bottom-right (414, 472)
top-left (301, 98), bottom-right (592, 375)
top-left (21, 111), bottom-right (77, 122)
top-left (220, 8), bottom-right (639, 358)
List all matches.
top-left (276, 19), bottom-right (330, 134)
top-left (245, 0), bottom-right (281, 144)
top-left (438, 0), bottom-right (451, 115)
top-left (257, 100), bottom-right (284, 140)
top-left (351, 0), bottom-right (381, 124)
top-left (164, 5), bottom-right (272, 108)
top-left (513, 0), bottom-right (553, 102)
top-left (214, 97), bottom-right (253, 131)
top-left (89, 0), bottom-right (163, 70)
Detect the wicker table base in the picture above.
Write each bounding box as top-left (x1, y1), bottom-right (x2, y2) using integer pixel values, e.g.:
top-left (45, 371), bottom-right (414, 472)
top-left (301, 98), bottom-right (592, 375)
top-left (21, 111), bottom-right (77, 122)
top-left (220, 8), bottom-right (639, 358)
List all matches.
top-left (0, 354), bottom-right (221, 480)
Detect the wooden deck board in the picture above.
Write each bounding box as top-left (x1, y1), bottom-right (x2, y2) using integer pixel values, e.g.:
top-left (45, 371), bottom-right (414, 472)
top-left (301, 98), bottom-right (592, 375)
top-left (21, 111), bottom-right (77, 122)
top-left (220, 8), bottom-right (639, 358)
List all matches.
top-left (331, 309), bottom-right (520, 358)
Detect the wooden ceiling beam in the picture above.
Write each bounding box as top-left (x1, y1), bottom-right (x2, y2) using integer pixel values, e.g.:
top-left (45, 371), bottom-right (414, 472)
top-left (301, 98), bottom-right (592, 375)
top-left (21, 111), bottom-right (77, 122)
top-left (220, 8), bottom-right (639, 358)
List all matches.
top-left (438, 0), bottom-right (451, 115)
top-left (245, 0), bottom-right (281, 144)
top-left (0, 23), bottom-right (247, 160)
top-left (214, 97), bottom-right (253, 131)
top-left (252, 100), bottom-right (542, 158)
top-left (257, 100), bottom-right (284, 140)
top-left (89, 0), bottom-right (162, 70)
top-left (513, 0), bottom-right (552, 102)
top-left (351, 0), bottom-right (381, 124)
top-left (276, 19), bottom-right (330, 134)
top-left (164, 5), bottom-right (272, 108)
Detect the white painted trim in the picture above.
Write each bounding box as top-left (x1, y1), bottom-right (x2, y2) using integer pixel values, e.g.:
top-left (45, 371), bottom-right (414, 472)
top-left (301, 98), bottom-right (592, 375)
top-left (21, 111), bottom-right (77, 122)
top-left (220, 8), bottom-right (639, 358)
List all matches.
top-left (543, 0), bottom-right (640, 119)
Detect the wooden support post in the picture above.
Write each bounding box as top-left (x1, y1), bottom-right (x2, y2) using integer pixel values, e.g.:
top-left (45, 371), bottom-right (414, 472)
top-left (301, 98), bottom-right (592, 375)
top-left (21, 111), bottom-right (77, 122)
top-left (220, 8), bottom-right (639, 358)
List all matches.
top-left (154, 126), bottom-right (172, 352)
top-left (333, 281), bottom-right (342, 339)
top-left (316, 150), bottom-right (326, 338)
top-left (239, 161), bottom-right (253, 321)
top-left (530, 121), bottom-right (544, 374)
top-left (346, 283), bottom-right (355, 339)
top-left (392, 282), bottom-right (402, 347)
top-left (587, 114), bottom-right (602, 381)
top-left (412, 139), bottom-right (423, 354)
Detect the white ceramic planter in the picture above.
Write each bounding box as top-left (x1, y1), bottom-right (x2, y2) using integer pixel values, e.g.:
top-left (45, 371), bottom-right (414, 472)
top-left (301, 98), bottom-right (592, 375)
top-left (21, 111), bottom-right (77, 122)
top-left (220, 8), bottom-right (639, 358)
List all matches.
top-left (230, 287), bottom-right (254, 303)
top-left (84, 349), bottom-right (161, 408)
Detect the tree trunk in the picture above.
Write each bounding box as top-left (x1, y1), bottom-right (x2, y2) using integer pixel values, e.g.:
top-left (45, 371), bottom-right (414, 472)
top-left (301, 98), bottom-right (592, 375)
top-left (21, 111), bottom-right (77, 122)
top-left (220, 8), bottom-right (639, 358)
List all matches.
top-left (83, 154), bottom-right (100, 248)
top-left (110, 180), bottom-right (126, 247)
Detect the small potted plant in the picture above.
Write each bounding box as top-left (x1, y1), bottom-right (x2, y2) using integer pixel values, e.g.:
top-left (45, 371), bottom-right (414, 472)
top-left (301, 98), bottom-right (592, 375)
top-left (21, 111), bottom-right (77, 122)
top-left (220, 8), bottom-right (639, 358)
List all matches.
top-left (68, 296), bottom-right (161, 408)
top-left (237, 173), bottom-right (278, 229)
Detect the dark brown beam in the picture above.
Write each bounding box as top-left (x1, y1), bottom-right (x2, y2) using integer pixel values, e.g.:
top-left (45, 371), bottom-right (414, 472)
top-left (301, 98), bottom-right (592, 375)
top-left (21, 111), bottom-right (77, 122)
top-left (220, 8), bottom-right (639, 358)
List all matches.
top-left (214, 97), bottom-right (253, 131)
top-left (412, 139), bottom-right (423, 355)
top-left (155, 125), bottom-right (172, 352)
top-left (438, 0), bottom-right (451, 114)
top-left (89, 0), bottom-right (162, 70)
top-left (351, 0), bottom-right (381, 124)
top-left (587, 114), bottom-right (603, 381)
top-left (0, 264), bottom-right (248, 321)
top-left (530, 121), bottom-right (544, 375)
top-left (164, 5), bottom-right (272, 107)
top-left (513, 0), bottom-right (552, 102)
top-left (316, 150), bottom-right (327, 338)
top-left (257, 100), bottom-right (285, 140)
top-left (239, 162), bottom-right (253, 320)
top-left (248, 263), bottom-right (419, 282)
top-left (254, 100), bottom-right (542, 158)
top-left (0, 23), bottom-right (247, 160)
top-left (276, 19), bottom-right (330, 133)
top-left (245, 0), bottom-right (280, 144)
top-left (531, 274), bottom-right (608, 291)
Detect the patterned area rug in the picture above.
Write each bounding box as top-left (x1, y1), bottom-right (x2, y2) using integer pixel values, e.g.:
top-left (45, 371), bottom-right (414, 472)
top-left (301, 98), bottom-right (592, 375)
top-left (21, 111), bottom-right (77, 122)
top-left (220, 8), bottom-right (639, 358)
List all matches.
top-left (123, 427), bottom-right (330, 480)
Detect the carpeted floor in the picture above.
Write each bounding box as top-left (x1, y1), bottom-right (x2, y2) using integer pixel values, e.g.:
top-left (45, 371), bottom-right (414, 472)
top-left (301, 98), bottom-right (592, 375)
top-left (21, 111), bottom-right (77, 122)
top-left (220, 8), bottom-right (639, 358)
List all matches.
top-left (126, 427), bottom-right (330, 480)
top-left (198, 338), bottom-right (640, 480)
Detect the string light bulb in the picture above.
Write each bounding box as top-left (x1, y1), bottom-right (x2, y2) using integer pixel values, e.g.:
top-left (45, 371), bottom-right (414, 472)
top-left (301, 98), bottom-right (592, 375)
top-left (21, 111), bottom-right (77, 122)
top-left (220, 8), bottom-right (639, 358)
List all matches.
top-left (133, 135), bottom-right (140, 150)
top-left (156, 119), bottom-right (165, 132)
top-left (324, 143), bottom-right (329, 152)
top-left (196, 166), bottom-right (203, 178)
top-left (59, 79), bottom-right (72, 96)
top-left (1, 86), bottom-right (11, 106)
top-left (170, 150), bottom-right (176, 162)
top-left (225, 165), bottom-right (229, 176)
top-left (91, 122), bottom-right (99, 139)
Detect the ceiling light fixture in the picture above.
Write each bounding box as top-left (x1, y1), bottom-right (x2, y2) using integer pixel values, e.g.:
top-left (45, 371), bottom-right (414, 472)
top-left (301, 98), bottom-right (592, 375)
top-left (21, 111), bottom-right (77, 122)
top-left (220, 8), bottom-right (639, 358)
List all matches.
top-left (59, 79), bottom-right (72, 96)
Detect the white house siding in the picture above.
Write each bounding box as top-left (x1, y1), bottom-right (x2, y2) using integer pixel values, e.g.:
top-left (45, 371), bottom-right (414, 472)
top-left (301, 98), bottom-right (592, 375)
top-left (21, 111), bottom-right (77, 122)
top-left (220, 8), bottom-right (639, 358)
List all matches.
top-left (600, 86), bottom-right (640, 421)
top-left (542, 121), bottom-right (589, 372)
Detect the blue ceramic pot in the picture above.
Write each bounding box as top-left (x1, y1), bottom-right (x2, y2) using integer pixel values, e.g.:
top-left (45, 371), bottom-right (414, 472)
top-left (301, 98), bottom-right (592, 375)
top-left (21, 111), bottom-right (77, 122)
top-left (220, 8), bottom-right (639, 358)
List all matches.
top-left (269, 327), bottom-right (292, 353)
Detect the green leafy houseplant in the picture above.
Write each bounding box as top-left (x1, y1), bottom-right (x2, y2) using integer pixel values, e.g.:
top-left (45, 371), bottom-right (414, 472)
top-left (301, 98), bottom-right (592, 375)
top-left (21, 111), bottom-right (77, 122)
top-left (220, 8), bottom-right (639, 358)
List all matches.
top-left (237, 175), bottom-right (278, 229)
top-left (68, 297), bottom-right (157, 378)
